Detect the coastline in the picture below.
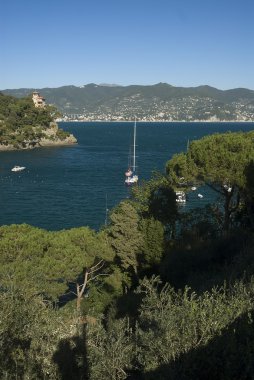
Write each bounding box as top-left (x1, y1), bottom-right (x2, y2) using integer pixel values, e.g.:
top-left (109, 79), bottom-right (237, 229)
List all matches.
top-left (57, 119), bottom-right (254, 123)
top-left (0, 139), bottom-right (77, 152)
top-left (0, 122), bottom-right (77, 152)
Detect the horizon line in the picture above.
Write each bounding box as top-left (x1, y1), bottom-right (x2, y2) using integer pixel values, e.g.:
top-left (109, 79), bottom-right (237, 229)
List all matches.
top-left (2, 82), bottom-right (254, 92)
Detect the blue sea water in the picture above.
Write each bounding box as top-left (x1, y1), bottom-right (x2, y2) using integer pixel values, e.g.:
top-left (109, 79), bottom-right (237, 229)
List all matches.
top-left (0, 122), bottom-right (254, 231)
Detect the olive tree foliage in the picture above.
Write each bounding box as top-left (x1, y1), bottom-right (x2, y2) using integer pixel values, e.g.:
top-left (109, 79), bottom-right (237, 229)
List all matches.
top-left (0, 286), bottom-right (72, 379)
top-left (86, 317), bottom-right (134, 380)
top-left (0, 282), bottom-right (133, 380)
top-left (135, 276), bottom-right (254, 377)
top-left (166, 131), bottom-right (254, 231)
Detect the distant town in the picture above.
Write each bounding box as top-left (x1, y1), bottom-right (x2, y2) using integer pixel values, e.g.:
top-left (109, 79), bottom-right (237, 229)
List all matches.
top-left (57, 95), bottom-right (254, 122)
top-left (3, 83), bottom-right (254, 122)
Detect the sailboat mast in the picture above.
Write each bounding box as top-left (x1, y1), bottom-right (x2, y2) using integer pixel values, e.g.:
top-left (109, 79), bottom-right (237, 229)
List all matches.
top-left (124, 117), bottom-right (138, 185)
top-left (133, 118), bottom-right (136, 172)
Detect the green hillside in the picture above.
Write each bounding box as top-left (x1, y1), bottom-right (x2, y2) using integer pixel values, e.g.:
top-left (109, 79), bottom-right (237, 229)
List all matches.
top-left (0, 92), bottom-right (74, 149)
top-left (3, 83), bottom-right (254, 121)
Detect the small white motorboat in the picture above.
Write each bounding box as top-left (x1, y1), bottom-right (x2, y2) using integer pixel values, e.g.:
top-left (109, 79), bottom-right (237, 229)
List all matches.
top-left (11, 166), bottom-right (26, 172)
top-left (223, 184), bottom-right (232, 192)
top-left (197, 193), bottom-right (203, 198)
top-left (191, 186), bottom-right (197, 191)
top-left (176, 191), bottom-right (186, 203)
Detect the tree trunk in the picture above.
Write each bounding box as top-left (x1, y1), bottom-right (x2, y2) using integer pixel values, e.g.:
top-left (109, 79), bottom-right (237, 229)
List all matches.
top-left (223, 191), bottom-right (233, 233)
top-left (76, 283), bottom-right (82, 312)
top-left (76, 270), bottom-right (89, 312)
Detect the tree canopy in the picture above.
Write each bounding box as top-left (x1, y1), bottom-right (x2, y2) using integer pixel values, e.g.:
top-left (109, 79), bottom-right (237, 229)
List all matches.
top-left (167, 131), bottom-right (254, 188)
top-left (2, 129), bottom-right (254, 379)
top-left (0, 224), bottom-right (115, 301)
top-left (166, 131), bottom-right (254, 231)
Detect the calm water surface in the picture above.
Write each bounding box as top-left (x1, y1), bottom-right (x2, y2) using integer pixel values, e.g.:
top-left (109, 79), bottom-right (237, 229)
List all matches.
top-left (0, 122), bottom-right (254, 230)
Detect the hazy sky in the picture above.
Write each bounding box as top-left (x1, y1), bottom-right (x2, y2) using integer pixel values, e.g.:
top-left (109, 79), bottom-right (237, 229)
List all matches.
top-left (1, 0), bottom-right (254, 90)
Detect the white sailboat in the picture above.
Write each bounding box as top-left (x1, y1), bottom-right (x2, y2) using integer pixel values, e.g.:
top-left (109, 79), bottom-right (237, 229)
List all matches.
top-left (125, 118), bottom-right (138, 185)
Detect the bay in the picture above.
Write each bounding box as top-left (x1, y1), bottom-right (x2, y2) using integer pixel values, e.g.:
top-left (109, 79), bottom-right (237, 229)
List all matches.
top-left (0, 122), bottom-right (254, 231)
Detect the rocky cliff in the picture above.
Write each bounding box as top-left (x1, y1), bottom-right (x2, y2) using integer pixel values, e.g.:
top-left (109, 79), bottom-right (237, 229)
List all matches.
top-left (0, 123), bottom-right (77, 151)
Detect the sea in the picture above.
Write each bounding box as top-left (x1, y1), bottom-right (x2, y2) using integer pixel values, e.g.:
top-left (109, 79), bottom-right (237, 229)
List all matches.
top-left (0, 122), bottom-right (254, 231)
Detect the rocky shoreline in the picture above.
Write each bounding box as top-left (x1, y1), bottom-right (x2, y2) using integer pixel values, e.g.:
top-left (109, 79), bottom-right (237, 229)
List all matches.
top-left (0, 139), bottom-right (77, 152)
top-left (0, 123), bottom-right (77, 152)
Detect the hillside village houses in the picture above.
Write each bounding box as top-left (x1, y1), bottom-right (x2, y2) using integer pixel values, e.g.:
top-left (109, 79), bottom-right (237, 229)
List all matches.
top-left (32, 91), bottom-right (46, 108)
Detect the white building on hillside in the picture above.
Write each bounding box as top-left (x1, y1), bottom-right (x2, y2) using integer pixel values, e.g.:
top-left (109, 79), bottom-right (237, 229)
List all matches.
top-left (32, 91), bottom-right (46, 108)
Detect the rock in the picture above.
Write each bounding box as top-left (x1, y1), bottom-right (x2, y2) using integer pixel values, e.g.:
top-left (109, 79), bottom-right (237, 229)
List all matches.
top-left (0, 124), bottom-right (77, 151)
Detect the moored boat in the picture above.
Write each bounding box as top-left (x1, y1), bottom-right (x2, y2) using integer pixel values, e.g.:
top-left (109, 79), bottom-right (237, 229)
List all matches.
top-left (176, 191), bottom-right (186, 203)
top-left (11, 165), bottom-right (26, 172)
top-left (125, 118), bottom-right (139, 186)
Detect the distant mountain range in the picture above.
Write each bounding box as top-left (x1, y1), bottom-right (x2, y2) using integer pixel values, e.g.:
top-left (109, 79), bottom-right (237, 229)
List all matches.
top-left (2, 83), bottom-right (254, 122)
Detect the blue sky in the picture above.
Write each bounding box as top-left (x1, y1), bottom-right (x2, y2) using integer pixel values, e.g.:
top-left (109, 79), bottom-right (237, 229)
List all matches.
top-left (1, 0), bottom-right (254, 90)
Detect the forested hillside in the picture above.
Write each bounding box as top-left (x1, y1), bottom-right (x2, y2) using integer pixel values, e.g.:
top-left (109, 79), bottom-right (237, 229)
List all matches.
top-left (3, 83), bottom-right (254, 121)
top-left (0, 93), bottom-right (76, 150)
top-left (1, 130), bottom-right (254, 379)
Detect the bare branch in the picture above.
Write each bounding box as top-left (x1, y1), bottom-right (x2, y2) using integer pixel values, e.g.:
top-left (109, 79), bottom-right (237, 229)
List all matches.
top-left (87, 273), bottom-right (109, 283)
top-left (88, 260), bottom-right (105, 274)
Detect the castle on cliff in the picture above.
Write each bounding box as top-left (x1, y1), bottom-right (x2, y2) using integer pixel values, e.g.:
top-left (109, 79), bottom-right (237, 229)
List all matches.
top-left (32, 91), bottom-right (46, 108)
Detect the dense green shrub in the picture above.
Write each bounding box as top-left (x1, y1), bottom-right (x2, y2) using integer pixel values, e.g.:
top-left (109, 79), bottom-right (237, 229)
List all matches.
top-left (0, 287), bottom-right (72, 379)
top-left (135, 276), bottom-right (254, 379)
